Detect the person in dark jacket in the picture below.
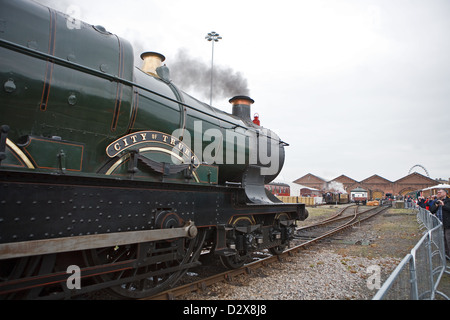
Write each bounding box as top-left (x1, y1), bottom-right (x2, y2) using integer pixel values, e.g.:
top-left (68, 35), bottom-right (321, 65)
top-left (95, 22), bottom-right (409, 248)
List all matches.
top-left (417, 197), bottom-right (426, 209)
top-left (428, 195), bottom-right (438, 209)
top-left (430, 189), bottom-right (450, 259)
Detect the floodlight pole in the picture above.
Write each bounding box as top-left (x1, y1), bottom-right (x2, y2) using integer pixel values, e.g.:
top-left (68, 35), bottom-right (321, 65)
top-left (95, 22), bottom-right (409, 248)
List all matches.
top-left (205, 31), bottom-right (222, 105)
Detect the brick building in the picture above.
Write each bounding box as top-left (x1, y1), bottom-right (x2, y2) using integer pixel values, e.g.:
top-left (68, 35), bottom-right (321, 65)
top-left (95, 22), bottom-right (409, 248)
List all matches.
top-left (293, 172), bottom-right (439, 200)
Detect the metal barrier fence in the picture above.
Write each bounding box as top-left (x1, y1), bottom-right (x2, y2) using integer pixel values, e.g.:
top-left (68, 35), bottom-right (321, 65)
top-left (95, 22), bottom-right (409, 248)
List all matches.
top-left (373, 207), bottom-right (449, 300)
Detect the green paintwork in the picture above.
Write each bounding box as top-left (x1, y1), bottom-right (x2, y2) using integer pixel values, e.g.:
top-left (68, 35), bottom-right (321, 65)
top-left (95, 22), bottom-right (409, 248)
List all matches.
top-left (21, 136), bottom-right (84, 172)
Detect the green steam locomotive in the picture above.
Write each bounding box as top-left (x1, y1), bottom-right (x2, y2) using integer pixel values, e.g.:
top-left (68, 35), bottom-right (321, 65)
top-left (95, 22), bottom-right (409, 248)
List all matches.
top-left (0, 0), bottom-right (307, 299)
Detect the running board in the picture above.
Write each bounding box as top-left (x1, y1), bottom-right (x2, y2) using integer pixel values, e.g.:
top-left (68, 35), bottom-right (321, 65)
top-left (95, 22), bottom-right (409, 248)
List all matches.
top-left (0, 221), bottom-right (198, 260)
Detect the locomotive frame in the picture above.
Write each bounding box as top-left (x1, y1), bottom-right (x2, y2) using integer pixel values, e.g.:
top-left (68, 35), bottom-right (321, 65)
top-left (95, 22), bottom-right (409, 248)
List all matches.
top-left (0, 168), bottom-right (305, 299)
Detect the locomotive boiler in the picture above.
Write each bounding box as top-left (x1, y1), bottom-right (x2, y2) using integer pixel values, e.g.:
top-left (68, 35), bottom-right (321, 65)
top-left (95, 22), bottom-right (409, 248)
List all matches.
top-left (0, 0), bottom-right (307, 299)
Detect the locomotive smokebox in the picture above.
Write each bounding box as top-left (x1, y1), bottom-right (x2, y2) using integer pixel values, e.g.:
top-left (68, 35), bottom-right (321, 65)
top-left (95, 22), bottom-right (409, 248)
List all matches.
top-left (140, 51), bottom-right (166, 77)
top-left (229, 95), bottom-right (254, 122)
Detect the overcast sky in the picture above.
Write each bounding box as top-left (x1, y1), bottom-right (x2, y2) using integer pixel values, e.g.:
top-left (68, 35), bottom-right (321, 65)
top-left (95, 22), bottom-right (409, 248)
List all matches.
top-left (36, 0), bottom-right (450, 183)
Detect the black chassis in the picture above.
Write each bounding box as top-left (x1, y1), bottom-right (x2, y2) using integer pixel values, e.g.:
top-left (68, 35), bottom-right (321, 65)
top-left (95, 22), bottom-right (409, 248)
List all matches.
top-left (0, 169), bottom-right (307, 253)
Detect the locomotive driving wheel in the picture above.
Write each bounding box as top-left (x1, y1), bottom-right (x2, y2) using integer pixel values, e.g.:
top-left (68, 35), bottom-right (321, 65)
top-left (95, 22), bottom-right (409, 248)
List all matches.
top-left (269, 212), bottom-right (291, 255)
top-left (220, 215), bottom-right (256, 269)
top-left (83, 229), bottom-right (205, 299)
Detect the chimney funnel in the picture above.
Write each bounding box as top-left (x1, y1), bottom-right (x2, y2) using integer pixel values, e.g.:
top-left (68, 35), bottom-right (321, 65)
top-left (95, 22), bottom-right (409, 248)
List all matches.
top-left (140, 52), bottom-right (166, 77)
top-left (229, 95), bottom-right (254, 121)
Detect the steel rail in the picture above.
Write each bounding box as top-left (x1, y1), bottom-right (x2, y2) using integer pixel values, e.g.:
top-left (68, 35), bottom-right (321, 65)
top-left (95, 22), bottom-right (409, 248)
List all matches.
top-left (296, 204), bottom-right (356, 233)
top-left (296, 205), bottom-right (355, 232)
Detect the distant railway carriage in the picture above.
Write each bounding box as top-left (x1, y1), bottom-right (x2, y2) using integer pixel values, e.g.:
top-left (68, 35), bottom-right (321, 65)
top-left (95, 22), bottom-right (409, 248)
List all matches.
top-left (351, 187), bottom-right (368, 205)
top-left (265, 182), bottom-right (290, 196)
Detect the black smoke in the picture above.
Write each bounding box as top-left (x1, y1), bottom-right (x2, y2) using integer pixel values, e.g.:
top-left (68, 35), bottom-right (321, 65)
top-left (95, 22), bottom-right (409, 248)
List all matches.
top-left (168, 48), bottom-right (250, 102)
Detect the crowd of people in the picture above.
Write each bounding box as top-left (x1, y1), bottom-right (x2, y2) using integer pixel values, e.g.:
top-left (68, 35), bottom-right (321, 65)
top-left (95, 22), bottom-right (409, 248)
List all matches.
top-left (414, 189), bottom-right (450, 260)
top-left (416, 194), bottom-right (438, 210)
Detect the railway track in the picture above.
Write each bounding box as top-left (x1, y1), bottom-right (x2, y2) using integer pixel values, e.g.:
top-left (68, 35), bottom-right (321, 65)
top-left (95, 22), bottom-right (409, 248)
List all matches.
top-left (144, 203), bottom-right (391, 300)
